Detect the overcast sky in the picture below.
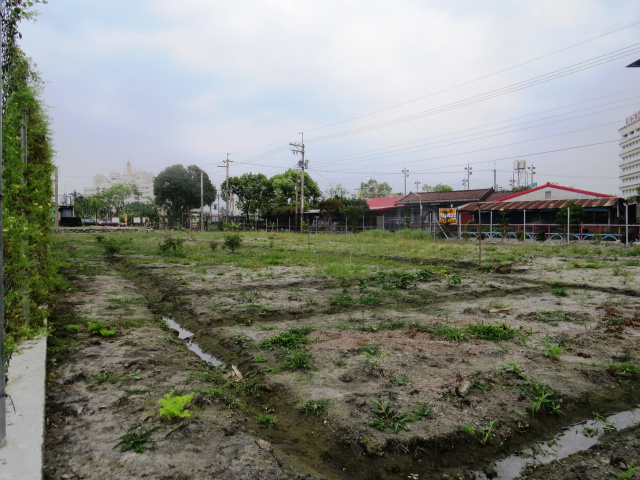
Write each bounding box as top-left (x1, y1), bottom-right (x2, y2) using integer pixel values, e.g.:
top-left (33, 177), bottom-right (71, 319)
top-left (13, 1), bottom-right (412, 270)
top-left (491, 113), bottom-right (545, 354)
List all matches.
top-left (19, 0), bottom-right (640, 198)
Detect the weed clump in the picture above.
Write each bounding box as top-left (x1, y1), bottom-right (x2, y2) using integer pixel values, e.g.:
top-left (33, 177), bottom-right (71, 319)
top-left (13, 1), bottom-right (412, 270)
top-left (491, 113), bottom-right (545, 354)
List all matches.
top-left (101, 238), bottom-right (122, 256)
top-left (158, 237), bottom-right (186, 257)
top-left (302, 399), bottom-right (330, 416)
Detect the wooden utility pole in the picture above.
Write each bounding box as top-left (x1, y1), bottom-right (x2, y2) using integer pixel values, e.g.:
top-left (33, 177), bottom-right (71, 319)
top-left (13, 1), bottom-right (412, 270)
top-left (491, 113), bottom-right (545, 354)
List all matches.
top-left (218, 154), bottom-right (232, 218)
top-left (289, 134), bottom-right (306, 231)
top-left (200, 170), bottom-right (204, 232)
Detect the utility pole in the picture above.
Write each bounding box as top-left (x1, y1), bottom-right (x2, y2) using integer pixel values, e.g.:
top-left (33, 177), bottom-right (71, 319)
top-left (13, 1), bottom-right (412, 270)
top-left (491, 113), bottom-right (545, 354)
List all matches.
top-left (493, 162), bottom-right (497, 190)
top-left (200, 170), bottom-right (204, 232)
top-left (414, 179), bottom-right (421, 192)
top-left (402, 168), bottom-right (409, 196)
top-left (290, 133), bottom-right (306, 230)
top-left (464, 165), bottom-right (472, 191)
top-left (218, 154), bottom-right (232, 219)
top-left (528, 164), bottom-right (536, 186)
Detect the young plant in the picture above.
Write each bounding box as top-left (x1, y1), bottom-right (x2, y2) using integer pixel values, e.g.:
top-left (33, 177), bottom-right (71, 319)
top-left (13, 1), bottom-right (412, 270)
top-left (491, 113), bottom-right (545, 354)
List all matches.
top-left (114, 423), bottom-right (159, 453)
top-left (303, 399), bottom-right (330, 416)
top-left (361, 345), bottom-right (389, 365)
top-left (257, 414), bottom-right (277, 427)
top-left (66, 325), bottom-right (80, 333)
top-left (461, 419), bottom-right (497, 446)
top-left (158, 390), bottom-right (194, 420)
top-left (392, 376), bottom-right (410, 386)
top-left (542, 336), bottom-right (566, 361)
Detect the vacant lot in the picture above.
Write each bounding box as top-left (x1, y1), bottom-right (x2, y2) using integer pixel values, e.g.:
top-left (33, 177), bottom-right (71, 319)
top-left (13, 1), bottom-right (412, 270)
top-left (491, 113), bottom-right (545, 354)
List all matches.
top-left (44, 231), bottom-right (640, 479)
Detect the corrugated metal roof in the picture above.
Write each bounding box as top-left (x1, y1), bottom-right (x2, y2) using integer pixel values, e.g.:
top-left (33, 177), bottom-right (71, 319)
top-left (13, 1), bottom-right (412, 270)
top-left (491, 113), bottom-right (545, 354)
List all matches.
top-left (396, 188), bottom-right (493, 204)
top-left (366, 196), bottom-right (402, 210)
top-left (484, 191), bottom-right (515, 201)
top-left (497, 183), bottom-right (614, 202)
top-left (459, 198), bottom-right (620, 212)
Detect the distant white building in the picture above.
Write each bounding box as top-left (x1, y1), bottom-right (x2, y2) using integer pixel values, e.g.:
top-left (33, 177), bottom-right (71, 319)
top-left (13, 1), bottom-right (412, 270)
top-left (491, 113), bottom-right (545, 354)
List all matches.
top-left (84, 161), bottom-right (155, 202)
top-left (619, 109), bottom-right (640, 197)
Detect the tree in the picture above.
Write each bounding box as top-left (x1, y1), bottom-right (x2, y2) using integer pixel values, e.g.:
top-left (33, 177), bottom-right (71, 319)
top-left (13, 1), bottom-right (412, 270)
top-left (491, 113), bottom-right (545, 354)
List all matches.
top-left (125, 201), bottom-right (159, 224)
top-left (325, 183), bottom-right (349, 199)
top-left (423, 184), bottom-right (453, 193)
top-left (154, 164), bottom-right (216, 226)
top-left (226, 172), bottom-right (273, 219)
top-left (340, 198), bottom-right (370, 232)
top-left (267, 169), bottom-right (322, 215)
top-left (101, 183), bottom-right (141, 217)
top-left (555, 201), bottom-right (585, 233)
top-left (318, 199), bottom-right (343, 230)
top-left (358, 179), bottom-right (393, 199)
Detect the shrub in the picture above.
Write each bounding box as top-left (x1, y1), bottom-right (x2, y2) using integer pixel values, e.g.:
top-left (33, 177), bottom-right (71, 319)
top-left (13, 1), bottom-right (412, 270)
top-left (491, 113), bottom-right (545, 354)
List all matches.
top-left (209, 241), bottom-right (218, 252)
top-left (223, 234), bottom-right (242, 252)
top-left (101, 238), bottom-right (122, 255)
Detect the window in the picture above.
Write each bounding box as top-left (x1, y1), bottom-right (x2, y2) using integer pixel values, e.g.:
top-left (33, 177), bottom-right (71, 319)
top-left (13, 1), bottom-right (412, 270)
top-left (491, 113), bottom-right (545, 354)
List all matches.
top-left (545, 191), bottom-right (551, 199)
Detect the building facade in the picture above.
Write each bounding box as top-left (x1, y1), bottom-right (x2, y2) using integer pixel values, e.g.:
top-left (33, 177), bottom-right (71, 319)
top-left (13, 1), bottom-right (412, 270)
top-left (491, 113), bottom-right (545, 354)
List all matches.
top-left (619, 110), bottom-right (640, 197)
top-left (84, 161), bottom-right (155, 202)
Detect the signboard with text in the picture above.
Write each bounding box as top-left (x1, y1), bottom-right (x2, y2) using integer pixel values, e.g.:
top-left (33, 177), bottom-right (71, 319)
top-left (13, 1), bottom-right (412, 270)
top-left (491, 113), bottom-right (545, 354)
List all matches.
top-left (439, 208), bottom-right (457, 225)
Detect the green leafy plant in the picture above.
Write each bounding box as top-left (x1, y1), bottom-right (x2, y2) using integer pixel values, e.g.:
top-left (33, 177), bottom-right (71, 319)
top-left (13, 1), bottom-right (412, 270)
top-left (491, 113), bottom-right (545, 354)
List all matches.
top-left (367, 397), bottom-right (414, 433)
top-left (208, 241), bottom-right (218, 252)
top-left (87, 321), bottom-right (116, 337)
top-left (252, 353), bottom-right (267, 363)
top-left (604, 363), bottom-right (640, 377)
top-left (392, 376), bottom-right (410, 386)
top-left (503, 361), bottom-right (527, 380)
top-left (260, 327), bottom-right (313, 351)
top-left (552, 288), bottom-right (568, 297)
top-left (66, 325), bottom-right (80, 333)
top-left (329, 290), bottom-right (355, 306)
top-left (362, 345), bottom-right (389, 365)
top-left (282, 349), bottom-right (316, 371)
top-left (158, 390), bottom-right (194, 420)
top-left (303, 399), bottom-right (330, 416)
top-left (257, 413), bottom-right (277, 427)
top-left (525, 383), bottom-right (563, 416)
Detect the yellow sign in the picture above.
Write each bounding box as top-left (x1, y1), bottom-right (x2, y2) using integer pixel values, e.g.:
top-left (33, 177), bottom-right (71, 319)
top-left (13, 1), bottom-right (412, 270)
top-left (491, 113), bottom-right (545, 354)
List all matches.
top-left (439, 208), bottom-right (457, 225)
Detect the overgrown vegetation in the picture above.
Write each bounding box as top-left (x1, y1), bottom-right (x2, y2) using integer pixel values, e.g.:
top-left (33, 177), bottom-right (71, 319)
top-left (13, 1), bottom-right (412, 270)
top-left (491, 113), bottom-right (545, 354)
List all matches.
top-left (3, 2), bottom-right (63, 380)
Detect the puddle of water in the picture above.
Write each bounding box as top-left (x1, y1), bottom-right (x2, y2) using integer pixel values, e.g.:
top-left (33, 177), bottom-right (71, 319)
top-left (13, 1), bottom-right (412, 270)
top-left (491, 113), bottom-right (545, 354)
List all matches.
top-left (473, 406), bottom-right (640, 479)
top-left (162, 316), bottom-right (224, 367)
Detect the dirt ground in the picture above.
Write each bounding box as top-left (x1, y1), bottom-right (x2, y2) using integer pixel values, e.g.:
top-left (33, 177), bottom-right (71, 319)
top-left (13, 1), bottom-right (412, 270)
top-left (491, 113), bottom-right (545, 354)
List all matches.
top-left (43, 233), bottom-right (640, 479)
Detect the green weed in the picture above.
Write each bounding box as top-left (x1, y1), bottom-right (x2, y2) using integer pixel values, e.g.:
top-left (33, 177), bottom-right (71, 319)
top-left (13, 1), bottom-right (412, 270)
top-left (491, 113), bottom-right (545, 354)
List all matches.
top-left (257, 413), bottom-right (277, 427)
top-left (303, 399), bottom-right (330, 416)
top-left (542, 336), bottom-right (566, 360)
top-left (158, 391), bottom-right (194, 420)
top-left (114, 423), bottom-right (159, 453)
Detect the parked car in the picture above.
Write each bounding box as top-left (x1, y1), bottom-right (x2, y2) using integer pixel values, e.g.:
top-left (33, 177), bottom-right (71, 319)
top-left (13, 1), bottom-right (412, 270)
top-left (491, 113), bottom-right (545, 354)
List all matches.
top-left (98, 220), bottom-right (125, 227)
top-left (81, 218), bottom-right (98, 226)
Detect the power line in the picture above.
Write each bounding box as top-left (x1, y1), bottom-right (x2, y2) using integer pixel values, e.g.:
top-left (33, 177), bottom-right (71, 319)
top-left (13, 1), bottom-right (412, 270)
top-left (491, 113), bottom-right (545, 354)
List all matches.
top-left (306, 44), bottom-right (640, 143)
top-left (302, 20), bottom-right (640, 134)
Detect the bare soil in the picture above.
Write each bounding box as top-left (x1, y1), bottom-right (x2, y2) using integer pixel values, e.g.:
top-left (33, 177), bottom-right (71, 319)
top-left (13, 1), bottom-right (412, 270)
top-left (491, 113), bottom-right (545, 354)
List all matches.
top-left (44, 235), bottom-right (640, 479)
